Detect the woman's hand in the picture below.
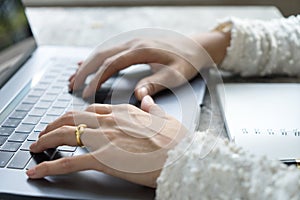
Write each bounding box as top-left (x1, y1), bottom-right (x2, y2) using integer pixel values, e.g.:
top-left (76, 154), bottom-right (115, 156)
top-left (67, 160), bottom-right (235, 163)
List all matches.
top-left (68, 34), bottom-right (216, 100)
top-left (26, 96), bottom-right (187, 188)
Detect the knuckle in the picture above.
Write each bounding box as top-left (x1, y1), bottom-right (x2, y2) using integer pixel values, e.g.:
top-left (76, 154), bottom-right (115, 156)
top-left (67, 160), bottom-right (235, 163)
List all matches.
top-left (44, 124), bottom-right (52, 133)
top-left (147, 82), bottom-right (156, 95)
top-left (96, 114), bottom-right (114, 124)
top-left (118, 104), bottom-right (130, 110)
top-left (102, 58), bottom-right (114, 67)
top-left (104, 115), bottom-right (115, 125)
top-left (38, 162), bottom-right (50, 175)
top-left (60, 157), bottom-right (73, 171)
top-left (102, 104), bottom-right (111, 112)
top-left (59, 125), bottom-right (70, 134)
top-left (86, 104), bottom-right (97, 112)
top-left (62, 111), bottom-right (75, 120)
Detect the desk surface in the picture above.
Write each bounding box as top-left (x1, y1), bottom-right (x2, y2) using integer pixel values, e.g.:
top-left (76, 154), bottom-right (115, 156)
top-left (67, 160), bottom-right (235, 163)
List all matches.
top-left (26, 6), bottom-right (282, 136)
top-left (27, 6), bottom-right (281, 46)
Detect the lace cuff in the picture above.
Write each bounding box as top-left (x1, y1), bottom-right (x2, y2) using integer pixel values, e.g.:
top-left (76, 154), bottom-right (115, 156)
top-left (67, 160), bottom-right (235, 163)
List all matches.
top-left (156, 130), bottom-right (300, 199)
top-left (216, 16), bottom-right (300, 76)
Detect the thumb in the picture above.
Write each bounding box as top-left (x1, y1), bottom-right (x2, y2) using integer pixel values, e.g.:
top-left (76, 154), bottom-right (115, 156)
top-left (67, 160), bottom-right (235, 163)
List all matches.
top-left (134, 73), bottom-right (167, 101)
top-left (140, 95), bottom-right (155, 113)
top-left (141, 95), bottom-right (165, 117)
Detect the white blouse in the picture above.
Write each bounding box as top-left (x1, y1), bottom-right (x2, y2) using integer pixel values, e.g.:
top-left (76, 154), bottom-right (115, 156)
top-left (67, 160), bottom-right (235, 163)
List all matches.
top-left (156, 15), bottom-right (300, 200)
top-left (220, 15), bottom-right (300, 76)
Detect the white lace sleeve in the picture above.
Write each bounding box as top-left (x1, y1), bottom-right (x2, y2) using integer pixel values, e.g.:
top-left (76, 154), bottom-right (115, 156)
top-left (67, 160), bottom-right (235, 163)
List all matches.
top-left (218, 15), bottom-right (300, 76)
top-left (156, 130), bottom-right (300, 200)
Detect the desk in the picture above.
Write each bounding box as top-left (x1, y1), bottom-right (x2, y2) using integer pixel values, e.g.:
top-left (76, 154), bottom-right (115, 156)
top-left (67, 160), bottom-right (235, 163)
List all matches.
top-left (26, 6), bottom-right (282, 137)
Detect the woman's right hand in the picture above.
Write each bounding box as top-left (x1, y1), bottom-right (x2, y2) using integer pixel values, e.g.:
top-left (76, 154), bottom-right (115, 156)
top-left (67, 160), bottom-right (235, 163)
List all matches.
top-left (68, 34), bottom-right (218, 100)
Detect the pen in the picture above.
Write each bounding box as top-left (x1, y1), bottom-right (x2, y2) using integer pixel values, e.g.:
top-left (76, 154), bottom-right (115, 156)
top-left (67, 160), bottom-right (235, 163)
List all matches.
top-left (280, 159), bottom-right (300, 169)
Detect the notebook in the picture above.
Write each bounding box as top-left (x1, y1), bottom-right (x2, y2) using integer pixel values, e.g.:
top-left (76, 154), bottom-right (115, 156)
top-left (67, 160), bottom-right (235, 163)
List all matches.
top-left (0, 0), bottom-right (206, 199)
top-left (217, 83), bottom-right (300, 160)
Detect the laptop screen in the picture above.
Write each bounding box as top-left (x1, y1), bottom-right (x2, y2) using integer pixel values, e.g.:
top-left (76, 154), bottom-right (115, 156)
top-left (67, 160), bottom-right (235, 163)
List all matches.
top-left (0, 0), bottom-right (36, 88)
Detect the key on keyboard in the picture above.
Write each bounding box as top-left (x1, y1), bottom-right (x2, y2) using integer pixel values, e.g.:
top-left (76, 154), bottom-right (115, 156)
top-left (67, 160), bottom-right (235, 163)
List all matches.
top-left (7, 150), bottom-right (32, 169)
top-left (26, 152), bottom-right (50, 170)
top-left (0, 136), bottom-right (8, 146)
top-left (52, 101), bottom-right (69, 108)
top-left (8, 133), bottom-right (28, 142)
top-left (40, 115), bottom-right (58, 124)
top-left (34, 123), bottom-right (47, 132)
top-left (2, 119), bottom-right (22, 128)
top-left (1, 142), bottom-right (21, 152)
top-left (41, 94), bottom-right (57, 102)
top-left (23, 116), bottom-right (41, 125)
top-left (35, 101), bottom-right (52, 109)
top-left (58, 145), bottom-right (76, 152)
top-left (9, 111), bottom-right (27, 119)
top-left (52, 151), bottom-right (73, 160)
top-left (0, 127), bottom-right (14, 136)
top-left (23, 96), bottom-right (39, 104)
top-left (16, 103), bottom-right (33, 112)
top-left (15, 124), bottom-right (35, 133)
top-left (0, 151), bottom-right (14, 167)
top-left (29, 108), bottom-right (47, 117)
top-left (28, 89), bottom-right (45, 97)
top-left (20, 140), bottom-right (35, 151)
top-left (27, 132), bottom-right (40, 141)
top-left (46, 108), bottom-right (65, 116)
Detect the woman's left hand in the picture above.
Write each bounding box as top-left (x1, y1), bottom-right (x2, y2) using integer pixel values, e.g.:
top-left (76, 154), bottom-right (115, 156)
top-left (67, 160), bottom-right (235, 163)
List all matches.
top-left (26, 96), bottom-right (187, 188)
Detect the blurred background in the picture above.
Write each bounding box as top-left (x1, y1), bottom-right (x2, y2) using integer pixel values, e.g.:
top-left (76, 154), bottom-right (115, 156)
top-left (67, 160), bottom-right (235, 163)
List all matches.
top-left (22, 0), bottom-right (299, 17)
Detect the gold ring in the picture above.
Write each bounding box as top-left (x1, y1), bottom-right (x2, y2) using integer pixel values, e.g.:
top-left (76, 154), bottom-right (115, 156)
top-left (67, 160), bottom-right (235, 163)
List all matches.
top-left (75, 124), bottom-right (87, 147)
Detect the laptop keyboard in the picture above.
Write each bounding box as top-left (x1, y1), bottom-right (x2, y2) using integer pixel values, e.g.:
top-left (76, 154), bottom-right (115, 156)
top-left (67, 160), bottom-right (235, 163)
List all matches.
top-left (0, 58), bottom-right (89, 170)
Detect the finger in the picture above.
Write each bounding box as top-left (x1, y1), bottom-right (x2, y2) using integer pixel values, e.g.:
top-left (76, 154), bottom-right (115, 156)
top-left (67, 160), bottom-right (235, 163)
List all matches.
top-left (85, 103), bottom-right (112, 114)
top-left (39, 111), bottom-right (102, 138)
top-left (140, 95), bottom-right (155, 112)
top-left (31, 126), bottom-right (79, 153)
top-left (68, 73), bottom-right (76, 82)
top-left (82, 48), bottom-right (161, 99)
top-left (26, 154), bottom-right (97, 179)
top-left (134, 68), bottom-right (169, 100)
top-left (72, 46), bottom-right (127, 92)
top-left (134, 63), bottom-right (193, 100)
top-left (31, 126), bottom-right (95, 153)
top-left (68, 61), bottom-right (84, 85)
top-left (140, 95), bottom-right (165, 117)
top-left (77, 61), bottom-right (83, 66)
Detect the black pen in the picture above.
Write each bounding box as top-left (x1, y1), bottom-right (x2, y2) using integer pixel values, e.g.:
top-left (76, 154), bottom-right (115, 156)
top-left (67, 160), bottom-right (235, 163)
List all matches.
top-left (280, 159), bottom-right (300, 169)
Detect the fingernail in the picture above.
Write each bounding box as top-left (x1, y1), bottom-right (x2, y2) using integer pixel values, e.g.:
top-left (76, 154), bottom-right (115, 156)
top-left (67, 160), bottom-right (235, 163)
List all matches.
top-left (26, 168), bottom-right (36, 177)
top-left (138, 87), bottom-right (148, 99)
top-left (143, 95), bottom-right (154, 105)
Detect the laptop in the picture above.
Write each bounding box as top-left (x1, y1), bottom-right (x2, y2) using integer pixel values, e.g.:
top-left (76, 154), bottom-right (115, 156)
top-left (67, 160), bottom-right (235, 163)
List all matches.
top-left (0, 0), bottom-right (206, 199)
top-left (217, 83), bottom-right (300, 160)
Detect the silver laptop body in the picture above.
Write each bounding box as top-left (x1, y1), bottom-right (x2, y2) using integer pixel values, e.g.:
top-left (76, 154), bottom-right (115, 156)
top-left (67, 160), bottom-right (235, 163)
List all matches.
top-left (217, 83), bottom-right (300, 160)
top-left (0, 0), bottom-right (206, 199)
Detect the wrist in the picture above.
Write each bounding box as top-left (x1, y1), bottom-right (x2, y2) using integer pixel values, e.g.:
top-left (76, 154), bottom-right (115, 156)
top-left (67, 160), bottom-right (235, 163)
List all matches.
top-left (191, 30), bottom-right (231, 66)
